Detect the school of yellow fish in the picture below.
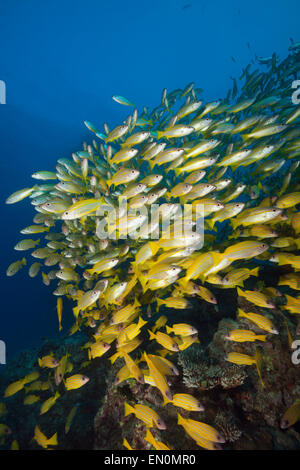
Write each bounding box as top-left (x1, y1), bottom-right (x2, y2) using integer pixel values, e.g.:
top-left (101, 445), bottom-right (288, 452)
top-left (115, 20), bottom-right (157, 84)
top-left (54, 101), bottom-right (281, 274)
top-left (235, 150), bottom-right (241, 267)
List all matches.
top-left (2, 43), bottom-right (300, 450)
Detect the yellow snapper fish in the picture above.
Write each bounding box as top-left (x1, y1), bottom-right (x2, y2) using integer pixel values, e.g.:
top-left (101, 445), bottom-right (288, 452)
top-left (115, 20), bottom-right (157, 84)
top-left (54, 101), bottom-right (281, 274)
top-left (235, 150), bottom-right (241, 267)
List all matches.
top-left (107, 168), bottom-right (140, 188)
top-left (165, 323), bottom-right (198, 337)
top-left (152, 316), bottom-right (168, 333)
top-left (124, 402), bottom-right (166, 429)
top-left (148, 330), bottom-right (179, 352)
top-left (280, 399), bottom-right (300, 429)
top-left (38, 355), bottom-right (59, 369)
top-left (146, 354), bottom-right (179, 376)
top-left (223, 240), bottom-right (269, 261)
top-left (6, 186), bottom-right (38, 204)
top-left (144, 429), bottom-right (172, 450)
top-left (40, 391), bottom-right (60, 415)
top-left (57, 297), bottom-right (63, 331)
top-left (143, 352), bottom-right (173, 401)
top-left (226, 348), bottom-right (265, 388)
top-left (177, 333), bottom-right (200, 350)
top-left (64, 374), bottom-right (90, 390)
top-left (225, 329), bottom-right (267, 342)
top-left (121, 352), bottom-right (145, 384)
top-left (157, 296), bottom-right (191, 310)
top-left (6, 258), bottom-right (26, 276)
top-left (73, 289), bottom-right (101, 318)
top-left (232, 207), bottom-right (282, 229)
top-left (4, 378), bottom-right (26, 398)
top-left (164, 393), bottom-right (204, 411)
top-left (222, 267), bottom-right (259, 287)
top-left (34, 425), bottom-right (58, 449)
top-left (177, 413), bottom-right (225, 444)
top-left (237, 287), bottom-right (275, 308)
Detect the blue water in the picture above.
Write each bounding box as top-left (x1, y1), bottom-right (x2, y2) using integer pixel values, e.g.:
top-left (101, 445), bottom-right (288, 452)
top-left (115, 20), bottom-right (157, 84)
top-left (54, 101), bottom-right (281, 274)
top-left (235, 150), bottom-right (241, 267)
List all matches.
top-left (0, 0), bottom-right (299, 359)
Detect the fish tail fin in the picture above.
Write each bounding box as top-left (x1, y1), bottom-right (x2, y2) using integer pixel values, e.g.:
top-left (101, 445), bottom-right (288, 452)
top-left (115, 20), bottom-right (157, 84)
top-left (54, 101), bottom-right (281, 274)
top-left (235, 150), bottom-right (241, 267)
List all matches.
top-left (256, 334), bottom-right (267, 342)
top-left (73, 307), bottom-right (79, 319)
top-left (139, 274), bottom-right (148, 293)
top-left (255, 353), bottom-right (265, 389)
top-left (237, 308), bottom-right (245, 318)
top-left (177, 413), bottom-right (184, 426)
top-left (156, 298), bottom-right (164, 310)
top-left (123, 437), bottom-right (132, 450)
top-left (124, 401), bottom-right (134, 416)
top-left (162, 396), bottom-right (172, 406)
top-left (124, 402), bottom-right (134, 417)
top-left (109, 352), bottom-right (120, 364)
top-left (21, 258), bottom-right (27, 266)
top-left (205, 218), bottom-right (215, 231)
top-left (148, 329), bottom-right (156, 341)
top-left (165, 325), bottom-right (172, 334)
top-left (231, 218), bottom-right (240, 230)
top-left (38, 358), bottom-right (42, 367)
top-left (48, 432), bottom-right (58, 446)
top-left (237, 287), bottom-right (244, 297)
top-left (174, 168), bottom-right (181, 178)
top-left (145, 429), bottom-right (155, 445)
top-left (88, 349), bottom-right (91, 361)
top-left (148, 241), bottom-right (159, 256)
top-left (149, 160), bottom-right (156, 171)
top-left (250, 267), bottom-right (259, 277)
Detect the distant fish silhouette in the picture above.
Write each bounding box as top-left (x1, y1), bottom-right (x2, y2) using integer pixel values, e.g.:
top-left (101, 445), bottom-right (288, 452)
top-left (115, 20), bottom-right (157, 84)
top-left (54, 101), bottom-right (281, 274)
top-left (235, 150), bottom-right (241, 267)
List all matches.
top-left (182, 3), bottom-right (192, 10)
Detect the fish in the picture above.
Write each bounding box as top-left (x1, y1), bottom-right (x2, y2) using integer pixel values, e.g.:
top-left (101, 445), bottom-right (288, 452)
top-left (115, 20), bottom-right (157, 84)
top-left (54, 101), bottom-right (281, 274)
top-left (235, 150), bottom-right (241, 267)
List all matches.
top-left (4, 45), bottom-right (300, 452)
top-left (143, 352), bottom-right (173, 401)
top-left (57, 297), bottom-right (63, 331)
top-left (6, 258), bottom-right (27, 276)
top-left (6, 186), bottom-right (38, 204)
top-left (144, 429), bottom-right (171, 450)
top-left (64, 374), bottom-right (90, 391)
top-left (34, 425), bottom-right (58, 449)
top-left (112, 95), bottom-right (135, 107)
top-left (225, 329), bottom-right (267, 342)
top-left (177, 413), bottom-right (225, 444)
top-left (165, 323), bottom-right (198, 337)
top-left (4, 379), bottom-right (26, 398)
top-left (65, 405), bottom-right (79, 434)
top-left (148, 330), bottom-right (179, 352)
top-left (38, 355), bottom-right (59, 368)
top-left (237, 287), bottom-right (275, 308)
top-left (165, 393), bottom-right (204, 411)
top-left (280, 400), bottom-right (300, 429)
top-left (124, 402), bottom-right (166, 429)
top-left (40, 391), bottom-right (60, 415)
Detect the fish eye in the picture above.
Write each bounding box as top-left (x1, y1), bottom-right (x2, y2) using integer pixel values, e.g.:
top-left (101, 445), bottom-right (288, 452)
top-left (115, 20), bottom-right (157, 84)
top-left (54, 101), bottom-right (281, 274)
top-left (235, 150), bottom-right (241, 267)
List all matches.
top-left (131, 170), bottom-right (136, 174)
